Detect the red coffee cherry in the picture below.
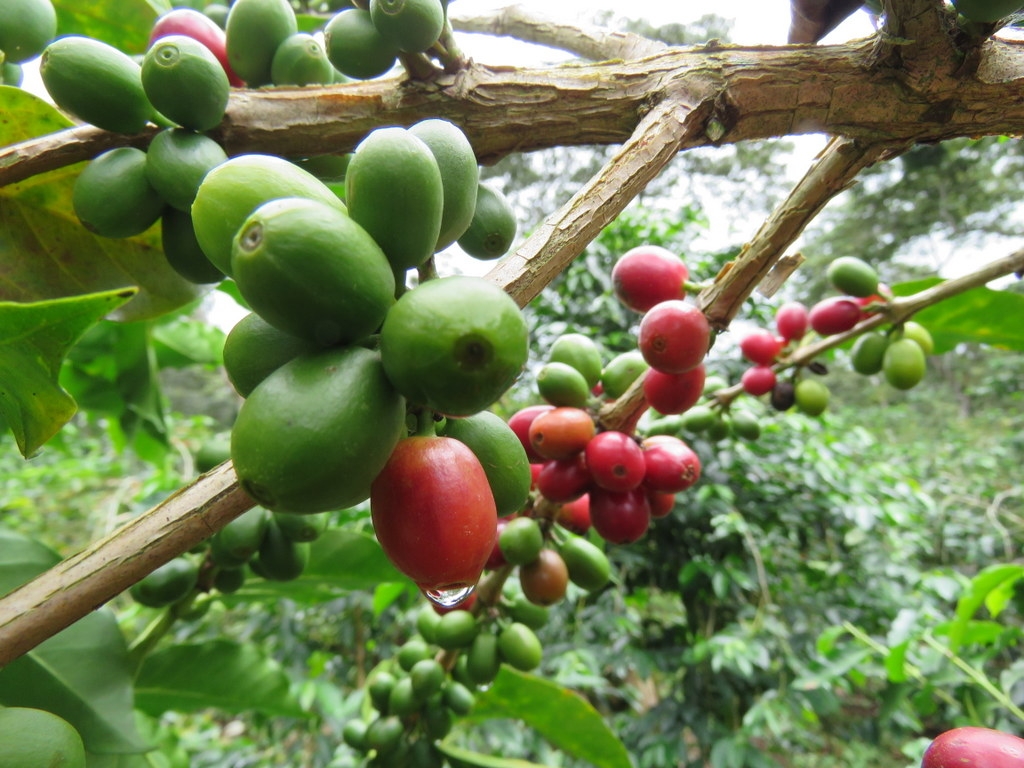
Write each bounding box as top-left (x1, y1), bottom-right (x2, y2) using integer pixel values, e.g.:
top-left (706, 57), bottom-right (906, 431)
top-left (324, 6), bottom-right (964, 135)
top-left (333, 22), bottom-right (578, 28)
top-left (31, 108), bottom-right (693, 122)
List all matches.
top-left (642, 364), bottom-right (705, 415)
top-left (637, 300), bottom-right (710, 374)
top-left (775, 301), bottom-right (809, 341)
top-left (741, 365), bottom-right (777, 396)
top-left (647, 490), bottom-right (676, 519)
top-left (584, 430), bottom-right (646, 492)
top-left (589, 487), bottom-right (651, 544)
top-left (611, 245), bottom-right (689, 313)
top-left (555, 494), bottom-right (591, 534)
top-left (808, 296), bottom-right (862, 336)
top-left (641, 435), bottom-right (701, 494)
top-left (371, 436), bottom-right (497, 597)
top-left (536, 454), bottom-right (590, 503)
top-left (739, 329), bottom-right (784, 366)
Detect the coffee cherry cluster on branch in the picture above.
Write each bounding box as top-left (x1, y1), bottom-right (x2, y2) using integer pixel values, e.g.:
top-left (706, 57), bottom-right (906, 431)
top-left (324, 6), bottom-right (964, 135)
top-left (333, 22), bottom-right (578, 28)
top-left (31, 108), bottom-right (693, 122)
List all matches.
top-left (41, 0), bottom-right (518, 282)
top-left (734, 255), bottom-right (934, 417)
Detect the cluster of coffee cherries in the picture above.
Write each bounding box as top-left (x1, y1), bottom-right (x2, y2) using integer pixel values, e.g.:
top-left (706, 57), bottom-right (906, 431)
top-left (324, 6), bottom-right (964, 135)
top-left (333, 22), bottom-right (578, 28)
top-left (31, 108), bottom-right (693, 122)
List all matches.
top-left (130, 504), bottom-right (329, 611)
top-left (736, 255), bottom-right (934, 416)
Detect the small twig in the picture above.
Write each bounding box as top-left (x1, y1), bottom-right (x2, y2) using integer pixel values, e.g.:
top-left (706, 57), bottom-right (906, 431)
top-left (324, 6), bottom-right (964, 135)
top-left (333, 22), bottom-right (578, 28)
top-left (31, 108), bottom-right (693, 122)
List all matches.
top-left (921, 632), bottom-right (1024, 723)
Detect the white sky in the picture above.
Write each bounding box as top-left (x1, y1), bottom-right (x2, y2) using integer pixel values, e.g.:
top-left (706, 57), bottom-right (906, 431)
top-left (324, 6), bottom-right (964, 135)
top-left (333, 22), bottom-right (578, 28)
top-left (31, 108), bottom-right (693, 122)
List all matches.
top-left (451, 0), bottom-right (878, 52)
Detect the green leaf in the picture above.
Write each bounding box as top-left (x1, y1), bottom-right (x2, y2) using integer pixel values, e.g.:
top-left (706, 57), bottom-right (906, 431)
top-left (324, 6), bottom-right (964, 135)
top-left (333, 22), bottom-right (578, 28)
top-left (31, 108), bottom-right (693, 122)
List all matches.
top-left (62, 320), bottom-right (170, 457)
top-left (0, 287), bottom-right (136, 456)
top-left (226, 528), bottom-right (404, 604)
top-left (437, 742), bottom-right (548, 768)
top-left (948, 564), bottom-right (1024, 652)
top-left (0, 87), bottom-right (203, 322)
top-left (466, 667), bottom-right (633, 768)
top-left (0, 527), bottom-right (61, 594)
top-left (151, 317), bottom-right (224, 369)
top-left (891, 278), bottom-right (1024, 353)
top-left (134, 639), bottom-right (306, 718)
top-left (0, 529), bottom-right (147, 755)
top-left (52, 0), bottom-right (167, 54)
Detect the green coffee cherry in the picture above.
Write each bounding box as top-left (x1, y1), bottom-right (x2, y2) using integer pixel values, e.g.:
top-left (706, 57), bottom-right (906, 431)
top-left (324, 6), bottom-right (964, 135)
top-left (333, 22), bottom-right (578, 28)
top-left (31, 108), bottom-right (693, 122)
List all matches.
top-left (73, 148), bottom-right (164, 239)
top-left (271, 32), bottom-right (334, 86)
top-left (369, 0), bottom-right (445, 53)
top-left (458, 182), bottom-right (518, 260)
top-left (409, 658), bottom-right (446, 699)
top-left (324, 8), bottom-right (399, 80)
top-left (142, 35), bottom-right (229, 131)
top-left (537, 362), bottom-right (591, 408)
top-left (466, 632), bottom-right (501, 686)
top-left (434, 610), bottom-right (478, 650)
top-left (559, 535), bottom-right (611, 591)
top-left (549, 333), bottom-right (604, 389)
top-left (498, 517), bottom-right (544, 566)
top-left (497, 621), bottom-right (543, 672)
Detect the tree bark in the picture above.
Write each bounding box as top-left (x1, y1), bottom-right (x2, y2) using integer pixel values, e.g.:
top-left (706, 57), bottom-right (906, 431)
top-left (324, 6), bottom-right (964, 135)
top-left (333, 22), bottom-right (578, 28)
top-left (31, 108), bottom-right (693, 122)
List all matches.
top-left (4, 32), bottom-right (1024, 187)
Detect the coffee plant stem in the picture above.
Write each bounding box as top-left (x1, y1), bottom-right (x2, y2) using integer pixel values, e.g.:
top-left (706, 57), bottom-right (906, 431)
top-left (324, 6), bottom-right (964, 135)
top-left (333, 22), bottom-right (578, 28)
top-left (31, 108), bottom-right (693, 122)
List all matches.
top-left (920, 633), bottom-right (1024, 723)
top-left (448, 5), bottom-right (667, 62)
top-left (487, 91), bottom-right (710, 309)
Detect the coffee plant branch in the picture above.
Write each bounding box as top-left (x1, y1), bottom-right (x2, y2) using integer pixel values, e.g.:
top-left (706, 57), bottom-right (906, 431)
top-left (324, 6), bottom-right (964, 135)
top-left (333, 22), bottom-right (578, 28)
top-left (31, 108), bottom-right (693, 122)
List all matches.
top-left (0, 462), bottom-right (254, 667)
top-left (4, 28), bottom-right (1024, 187)
top-left (598, 135), bottom-right (899, 432)
top-left (706, 246), bottom-right (1024, 410)
top-left (447, 4), bottom-right (667, 61)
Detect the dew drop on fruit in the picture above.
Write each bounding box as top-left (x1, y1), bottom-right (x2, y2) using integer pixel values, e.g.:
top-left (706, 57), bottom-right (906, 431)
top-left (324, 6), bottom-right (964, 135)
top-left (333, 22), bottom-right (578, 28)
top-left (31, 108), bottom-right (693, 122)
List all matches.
top-left (423, 584), bottom-right (475, 608)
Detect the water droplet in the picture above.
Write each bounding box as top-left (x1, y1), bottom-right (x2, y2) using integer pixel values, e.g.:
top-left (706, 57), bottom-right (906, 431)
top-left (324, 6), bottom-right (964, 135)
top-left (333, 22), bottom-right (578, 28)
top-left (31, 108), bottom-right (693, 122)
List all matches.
top-left (423, 584), bottom-right (474, 608)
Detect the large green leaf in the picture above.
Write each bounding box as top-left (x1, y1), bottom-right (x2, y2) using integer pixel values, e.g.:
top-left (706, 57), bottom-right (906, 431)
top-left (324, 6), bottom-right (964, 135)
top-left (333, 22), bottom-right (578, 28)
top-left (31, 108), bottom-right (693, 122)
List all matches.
top-left (52, 0), bottom-right (169, 54)
top-left (0, 529), bottom-right (148, 756)
top-left (134, 639), bottom-right (306, 718)
top-left (227, 528), bottom-right (405, 604)
top-left (891, 278), bottom-right (1024, 353)
top-left (946, 563), bottom-right (1024, 652)
top-left (0, 287), bottom-right (136, 457)
top-left (0, 86), bottom-right (203, 321)
top-left (466, 667), bottom-right (633, 768)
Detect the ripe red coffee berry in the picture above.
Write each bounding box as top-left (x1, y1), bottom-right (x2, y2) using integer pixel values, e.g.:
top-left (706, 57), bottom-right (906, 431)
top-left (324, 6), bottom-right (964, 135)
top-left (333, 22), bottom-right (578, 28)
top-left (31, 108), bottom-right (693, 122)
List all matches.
top-left (536, 455), bottom-right (590, 503)
top-left (647, 490), bottom-right (675, 518)
top-left (641, 435), bottom-right (701, 493)
top-left (808, 296), bottom-right (863, 336)
top-left (371, 436), bottom-right (497, 599)
top-left (589, 487), bottom-right (651, 544)
top-left (741, 365), bottom-right (777, 396)
top-left (775, 301), bottom-right (809, 341)
top-left (637, 300), bottom-right (710, 374)
top-left (611, 245), bottom-right (688, 313)
top-left (922, 726), bottom-right (1024, 768)
top-left (642, 364), bottom-right (705, 415)
top-left (739, 329), bottom-right (784, 366)
top-left (555, 494), bottom-right (591, 534)
top-left (585, 431), bottom-right (646, 492)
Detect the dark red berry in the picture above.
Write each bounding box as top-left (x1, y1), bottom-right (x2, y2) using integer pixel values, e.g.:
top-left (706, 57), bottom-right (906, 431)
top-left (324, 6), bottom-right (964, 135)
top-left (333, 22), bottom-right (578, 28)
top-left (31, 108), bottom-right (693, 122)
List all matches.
top-left (589, 487), bottom-right (651, 544)
top-left (741, 365), bottom-right (777, 396)
top-left (808, 296), bottom-right (862, 336)
top-left (585, 430), bottom-right (646, 492)
top-left (642, 364), bottom-right (705, 415)
top-left (641, 435), bottom-right (701, 494)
